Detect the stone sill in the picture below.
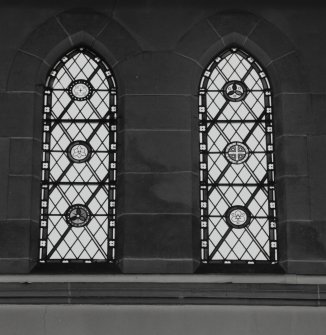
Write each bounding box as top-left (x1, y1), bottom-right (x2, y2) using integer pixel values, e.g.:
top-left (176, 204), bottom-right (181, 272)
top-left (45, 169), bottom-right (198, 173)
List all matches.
top-left (1, 274), bottom-right (326, 284)
top-left (0, 275), bottom-right (325, 305)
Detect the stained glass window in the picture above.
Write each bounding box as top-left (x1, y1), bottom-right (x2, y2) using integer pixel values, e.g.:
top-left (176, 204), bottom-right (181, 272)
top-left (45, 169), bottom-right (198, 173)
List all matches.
top-left (39, 47), bottom-right (117, 263)
top-left (199, 47), bottom-right (278, 264)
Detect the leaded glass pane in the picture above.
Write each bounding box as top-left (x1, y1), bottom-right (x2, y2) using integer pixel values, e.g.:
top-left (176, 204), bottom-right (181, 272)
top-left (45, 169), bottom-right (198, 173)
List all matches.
top-left (39, 48), bottom-right (117, 263)
top-left (199, 48), bottom-right (278, 264)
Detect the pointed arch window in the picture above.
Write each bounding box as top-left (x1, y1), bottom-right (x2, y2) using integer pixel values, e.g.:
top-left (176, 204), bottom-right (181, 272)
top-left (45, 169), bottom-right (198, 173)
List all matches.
top-left (199, 47), bottom-right (277, 265)
top-left (39, 47), bottom-right (117, 263)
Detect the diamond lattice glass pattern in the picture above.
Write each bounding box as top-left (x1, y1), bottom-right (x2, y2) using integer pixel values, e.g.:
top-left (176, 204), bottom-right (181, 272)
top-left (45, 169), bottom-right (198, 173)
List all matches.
top-left (39, 48), bottom-right (117, 263)
top-left (199, 48), bottom-right (278, 264)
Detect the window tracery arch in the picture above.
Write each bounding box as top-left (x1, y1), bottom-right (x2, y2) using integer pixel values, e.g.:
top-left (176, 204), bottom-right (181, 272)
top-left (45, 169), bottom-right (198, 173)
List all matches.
top-left (39, 47), bottom-right (117, 263)
top-left (199, 47), bottom-right (278, 264)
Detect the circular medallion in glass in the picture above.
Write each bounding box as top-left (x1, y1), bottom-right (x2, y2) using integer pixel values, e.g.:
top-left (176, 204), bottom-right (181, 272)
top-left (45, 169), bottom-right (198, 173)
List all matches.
top-left (223, 80), bottom-right (247, 102)
top-left (224, 142), bottom-right (250, 164)
top-left (68, 80), bottom-right (93, 101)
top-left (225, 206), bottom-right (251, 229)
top-left (67, 141), bottom-right (92, 163)
top-left (65, 204), bottom-right (91, 228)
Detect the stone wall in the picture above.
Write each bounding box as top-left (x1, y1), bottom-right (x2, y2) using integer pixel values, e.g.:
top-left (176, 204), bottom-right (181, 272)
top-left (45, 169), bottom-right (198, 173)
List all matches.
top-left (0, 304), bottom-right (325, 335)
top-left (0, 0), bottom-right (324, 274)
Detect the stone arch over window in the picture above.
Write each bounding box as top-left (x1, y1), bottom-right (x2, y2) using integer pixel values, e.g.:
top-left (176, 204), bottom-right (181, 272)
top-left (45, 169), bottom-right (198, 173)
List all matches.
top-left (39, 47), bottom-right (117, 263)
top-left (4, 9), bottom-right (140, 273)
top-left (175, 10), bottom-right (310, 273)
top-left (199, 47), bottom-right (277, 265)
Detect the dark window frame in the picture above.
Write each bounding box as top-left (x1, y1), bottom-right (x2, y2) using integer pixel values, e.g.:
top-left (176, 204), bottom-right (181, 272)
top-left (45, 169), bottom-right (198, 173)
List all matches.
top-left (38, 46), bottom-right (118, 269)
top-left (198, 46), bottom-right (282, 273)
